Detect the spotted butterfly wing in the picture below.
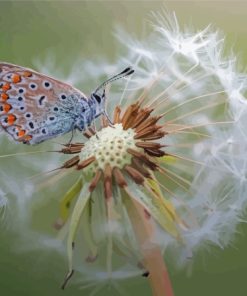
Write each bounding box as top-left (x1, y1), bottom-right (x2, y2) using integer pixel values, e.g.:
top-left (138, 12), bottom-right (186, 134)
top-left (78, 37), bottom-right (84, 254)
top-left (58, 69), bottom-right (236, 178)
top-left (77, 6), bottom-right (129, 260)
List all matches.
top-left (0, 62), bottom-right (89, 144)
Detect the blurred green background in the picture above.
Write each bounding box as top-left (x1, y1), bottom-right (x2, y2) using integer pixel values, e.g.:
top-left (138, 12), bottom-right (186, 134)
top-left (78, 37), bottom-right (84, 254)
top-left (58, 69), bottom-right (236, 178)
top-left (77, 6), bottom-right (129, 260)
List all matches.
top-left (1, 1), bottom-right (247, 295)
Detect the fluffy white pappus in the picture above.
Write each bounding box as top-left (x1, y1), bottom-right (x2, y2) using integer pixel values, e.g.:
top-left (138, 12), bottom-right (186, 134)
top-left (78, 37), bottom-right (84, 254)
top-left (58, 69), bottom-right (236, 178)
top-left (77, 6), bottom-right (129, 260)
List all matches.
top-left (76, 264), bottom-right (144, 296)
top-left (114, 11), bottom-right (246, 113)
top-left (0, 170), bottom-right (35, 226)
top-left (0, 138), bottom-right (66, 217)
top-left (152, 10), bottom-right (213, 63)
top-left (107, 11), bottom-right (247, 266)
top-left (169, 120), bottom-right (247, 265)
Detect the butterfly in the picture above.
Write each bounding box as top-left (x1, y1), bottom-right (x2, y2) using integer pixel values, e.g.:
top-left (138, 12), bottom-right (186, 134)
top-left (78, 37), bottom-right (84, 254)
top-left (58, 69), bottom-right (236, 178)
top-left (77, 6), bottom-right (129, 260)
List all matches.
top-left (0, 62), bottom-right (134, 144)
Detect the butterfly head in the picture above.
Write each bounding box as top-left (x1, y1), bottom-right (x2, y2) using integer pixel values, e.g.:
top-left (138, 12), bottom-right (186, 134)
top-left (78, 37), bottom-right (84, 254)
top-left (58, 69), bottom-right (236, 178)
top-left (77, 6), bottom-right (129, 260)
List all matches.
top-left (90, 67), bottom-right (134, 118)
top-left (90, 89), bottom-right (106, 118)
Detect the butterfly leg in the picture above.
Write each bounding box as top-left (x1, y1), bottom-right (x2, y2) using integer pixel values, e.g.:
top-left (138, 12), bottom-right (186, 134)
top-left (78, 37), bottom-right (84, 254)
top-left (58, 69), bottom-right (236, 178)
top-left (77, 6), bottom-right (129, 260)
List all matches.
top-left (92, 119), bottom-right (99, 139)
top-left (100, 86), bottom-right (115, 128)
top-left (103, 111), bottom-right (115, 128)
top-left (64, 126), bottom-right (76, 148)
top-left (69, 128), bottom-right (75, 145)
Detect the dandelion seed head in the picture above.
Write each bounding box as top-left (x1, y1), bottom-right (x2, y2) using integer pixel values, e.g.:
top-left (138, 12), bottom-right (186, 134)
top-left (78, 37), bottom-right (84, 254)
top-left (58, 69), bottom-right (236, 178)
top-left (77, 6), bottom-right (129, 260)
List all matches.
top-left (80, 124), bottom-right (136, 172)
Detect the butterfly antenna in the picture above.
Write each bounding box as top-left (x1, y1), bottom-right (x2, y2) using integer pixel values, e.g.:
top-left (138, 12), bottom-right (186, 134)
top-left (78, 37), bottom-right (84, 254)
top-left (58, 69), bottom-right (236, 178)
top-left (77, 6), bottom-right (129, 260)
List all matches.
top-left (91, 67), bottom-right (134, 127)
top-left (94, 67), bottom-right (134, 94)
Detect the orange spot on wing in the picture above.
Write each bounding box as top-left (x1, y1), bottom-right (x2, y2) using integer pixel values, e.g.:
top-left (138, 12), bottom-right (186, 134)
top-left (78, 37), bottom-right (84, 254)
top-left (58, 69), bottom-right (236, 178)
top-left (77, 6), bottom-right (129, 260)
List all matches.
top-left (23, 135), bottom-right (32, 141)
top-left (3, 103), bottom-right (12, 113)
top-left (12, 74), bottom-right (21, 83)
top-left (2, 83), bottom-right (11, 91)
top-left (17, 129), bottom-right (26, 137)
top-left (23, 71), bottom-right (32, 77)
top-left (6, 114), bottom-right (16, 125)
top-left (1, 93), bottom-right (9, 101)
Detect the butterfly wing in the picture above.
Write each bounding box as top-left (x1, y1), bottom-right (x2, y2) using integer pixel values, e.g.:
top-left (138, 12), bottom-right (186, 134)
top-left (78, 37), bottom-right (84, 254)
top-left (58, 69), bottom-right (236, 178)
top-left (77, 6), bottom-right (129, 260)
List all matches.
top-left (0, 62), bottom-right (88, 144)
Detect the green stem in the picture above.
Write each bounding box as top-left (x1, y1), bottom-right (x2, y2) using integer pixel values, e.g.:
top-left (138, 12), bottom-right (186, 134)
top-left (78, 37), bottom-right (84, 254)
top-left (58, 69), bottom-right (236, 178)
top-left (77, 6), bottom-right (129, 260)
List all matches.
top-left (127, 199), bottom-right (175, 296)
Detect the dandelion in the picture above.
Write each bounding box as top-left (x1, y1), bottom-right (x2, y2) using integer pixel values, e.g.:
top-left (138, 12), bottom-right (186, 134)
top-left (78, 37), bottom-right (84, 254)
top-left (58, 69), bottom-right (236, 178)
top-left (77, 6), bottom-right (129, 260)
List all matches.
top-left (2, 9), bottom-right (247, 296)
top-left (54, 103), bottom-right (187, 295)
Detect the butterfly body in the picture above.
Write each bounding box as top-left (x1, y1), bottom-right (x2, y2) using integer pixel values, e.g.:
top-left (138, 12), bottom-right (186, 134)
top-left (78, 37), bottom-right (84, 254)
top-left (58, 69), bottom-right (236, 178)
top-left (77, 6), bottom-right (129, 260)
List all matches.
top-left (0, 62), bottom-right (133, 145)
top-left (0, 63), bottom-right (102, 144)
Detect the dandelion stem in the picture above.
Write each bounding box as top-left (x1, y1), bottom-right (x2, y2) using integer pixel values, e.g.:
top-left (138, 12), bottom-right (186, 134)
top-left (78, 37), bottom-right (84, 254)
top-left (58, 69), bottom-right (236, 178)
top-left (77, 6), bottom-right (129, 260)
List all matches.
top-left (106, 197), bottom-right (114, 279)
top-left (126, 198), bottom-right (174, 296)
